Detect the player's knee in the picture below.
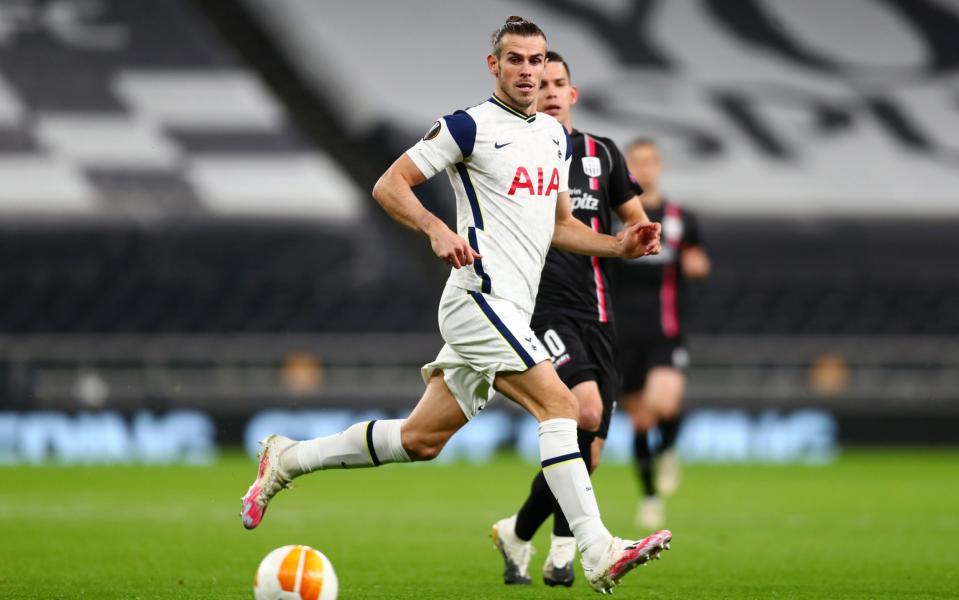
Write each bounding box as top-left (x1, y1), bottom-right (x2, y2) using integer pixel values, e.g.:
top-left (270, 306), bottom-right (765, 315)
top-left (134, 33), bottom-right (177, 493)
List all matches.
top-left (578, 403), bottom-right (602, 432)
top-left (660, 399), bottom-right (682, 420)
top-left (401, 430), bottom-right (447, 462)
top-left (409, 443), bottom-right (443, 462)
top-left (534, 386), bottom-right (579, 420)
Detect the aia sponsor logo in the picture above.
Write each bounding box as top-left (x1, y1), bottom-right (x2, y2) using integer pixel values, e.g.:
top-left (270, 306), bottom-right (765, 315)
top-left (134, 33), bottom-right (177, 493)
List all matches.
top-left (508, 166), bottom-right (560, 196)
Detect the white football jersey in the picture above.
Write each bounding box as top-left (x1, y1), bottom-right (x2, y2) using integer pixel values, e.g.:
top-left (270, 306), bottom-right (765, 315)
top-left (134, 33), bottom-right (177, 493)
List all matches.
top-left (407, 95), bottom-right (572, 314)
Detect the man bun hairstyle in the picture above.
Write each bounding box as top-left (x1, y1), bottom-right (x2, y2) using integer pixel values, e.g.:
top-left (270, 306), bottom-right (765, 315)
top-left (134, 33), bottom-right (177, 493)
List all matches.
top-left (491, 16), bottom-right (547, 57)
top-left (546, 50), bottom-right (571, 80)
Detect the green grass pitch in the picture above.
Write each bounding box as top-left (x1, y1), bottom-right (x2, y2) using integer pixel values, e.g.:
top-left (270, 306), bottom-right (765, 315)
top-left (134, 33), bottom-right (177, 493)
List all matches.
top-left (2, 450), bottom-right (958, 599)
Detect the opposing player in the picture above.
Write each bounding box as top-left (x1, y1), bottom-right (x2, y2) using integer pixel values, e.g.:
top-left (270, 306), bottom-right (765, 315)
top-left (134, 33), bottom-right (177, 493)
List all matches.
top-left (489, 51), bottom-right (660, 588)
top-left (615, 139), bottom-right (710, 529)
top-left (240, 17), bottom-right (670, 593)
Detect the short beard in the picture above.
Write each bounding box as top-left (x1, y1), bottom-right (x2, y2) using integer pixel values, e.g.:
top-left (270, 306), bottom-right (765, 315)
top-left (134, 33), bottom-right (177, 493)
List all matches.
top-left (498, 74), bottom-right (535, 113)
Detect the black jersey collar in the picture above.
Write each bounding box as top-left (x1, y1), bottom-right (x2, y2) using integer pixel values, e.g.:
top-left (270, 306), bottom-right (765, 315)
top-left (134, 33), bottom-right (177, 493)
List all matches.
top-left (488, 95), bottom-right (537, 123)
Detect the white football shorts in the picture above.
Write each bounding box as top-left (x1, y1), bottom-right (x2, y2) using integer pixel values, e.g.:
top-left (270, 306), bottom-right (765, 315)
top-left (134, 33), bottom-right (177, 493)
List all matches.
top-left (421, 285), bottom-right (550, 420)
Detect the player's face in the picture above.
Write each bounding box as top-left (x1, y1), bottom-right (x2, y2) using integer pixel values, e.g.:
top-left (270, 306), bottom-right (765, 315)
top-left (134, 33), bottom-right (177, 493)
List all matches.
top-left (537, 61), bottom-right (578, 123)
top-left (487, 34), bottom-right (547, 111)
top-left (627, 144), bottom-right (664, 189)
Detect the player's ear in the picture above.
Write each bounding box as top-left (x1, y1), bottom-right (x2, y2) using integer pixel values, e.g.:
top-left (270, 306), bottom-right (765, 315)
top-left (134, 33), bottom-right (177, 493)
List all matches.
top-left (570, 85), bottom-right (580, 106)
top-left (487, 53), bottom-right (498, 77)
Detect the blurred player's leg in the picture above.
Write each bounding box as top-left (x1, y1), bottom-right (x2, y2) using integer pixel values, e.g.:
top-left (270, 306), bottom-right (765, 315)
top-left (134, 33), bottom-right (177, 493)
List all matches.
top-left (657, 416), bottom-right (682, 496)
top-left (627, 389), bottom-right (665, 529)
top-left (240, 373), bottom-right (465, 529)
top-left (633, 430), bottom-right (664, 529)
top-left (644, 366), bottom-right (685, 496)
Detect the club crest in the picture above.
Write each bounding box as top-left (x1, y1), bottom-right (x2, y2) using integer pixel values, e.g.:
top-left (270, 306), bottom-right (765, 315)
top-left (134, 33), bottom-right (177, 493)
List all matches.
top-left (581, 156), bottom-right (601, 177)
top-left (423, 121), bottom-right (442, 141)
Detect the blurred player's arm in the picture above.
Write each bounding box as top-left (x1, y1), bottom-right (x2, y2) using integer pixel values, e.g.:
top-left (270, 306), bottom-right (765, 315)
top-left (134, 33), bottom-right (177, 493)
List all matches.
top-left (680, 209), bottom-right (710, 279)
top-left (607, 138), bottom-right (661, 253)
top-left (615, 197), bottom-right (661, 255)
top-left (372, 154), bottom-right (479, 269)
top-left (552, 191), bottom-right (658, 258)
top-left (681, 245), bottom-right (710, 279)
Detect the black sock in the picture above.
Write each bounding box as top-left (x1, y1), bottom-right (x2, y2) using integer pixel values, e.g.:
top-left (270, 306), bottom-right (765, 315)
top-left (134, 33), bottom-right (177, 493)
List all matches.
top-left (514, 470), bottom-right (553, 541)
top-left (552, 429), bottom-right (597, 537)
top-left (658, 413), bottom-right (683, 453)
top-left (634, 430), bottom-right (656, 497)
top-left (515, 428), bottom-right (598, 541)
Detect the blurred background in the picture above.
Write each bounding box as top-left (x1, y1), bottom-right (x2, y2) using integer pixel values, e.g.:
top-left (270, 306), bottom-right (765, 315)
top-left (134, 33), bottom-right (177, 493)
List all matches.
top-left (2, 0), bottom-right (958, 467)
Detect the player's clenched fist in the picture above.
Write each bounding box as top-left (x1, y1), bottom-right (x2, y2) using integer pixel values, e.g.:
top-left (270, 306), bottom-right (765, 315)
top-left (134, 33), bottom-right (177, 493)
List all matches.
top-left (618, 221), bottom-right (661, 259)
top-left (430, 226), bottom-right (482, 268)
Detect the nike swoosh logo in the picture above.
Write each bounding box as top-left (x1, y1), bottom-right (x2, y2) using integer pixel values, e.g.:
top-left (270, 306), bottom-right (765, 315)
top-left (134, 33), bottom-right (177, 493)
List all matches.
top-left (494, 141), bottom-right (512, 149)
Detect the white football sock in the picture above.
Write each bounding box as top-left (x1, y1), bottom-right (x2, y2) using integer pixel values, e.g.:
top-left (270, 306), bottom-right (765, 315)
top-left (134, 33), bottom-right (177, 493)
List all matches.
top-left (538, 418), bottom-right (612, 566)
top-left (287, 419), bottom-right (410, 476)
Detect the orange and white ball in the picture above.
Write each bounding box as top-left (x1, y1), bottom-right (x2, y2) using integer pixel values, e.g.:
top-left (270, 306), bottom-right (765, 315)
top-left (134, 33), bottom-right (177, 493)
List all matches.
top-left (254, 545), bottom-right (338, 600)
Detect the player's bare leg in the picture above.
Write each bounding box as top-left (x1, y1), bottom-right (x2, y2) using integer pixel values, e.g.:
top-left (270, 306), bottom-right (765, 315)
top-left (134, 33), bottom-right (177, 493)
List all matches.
top-left (240, 373), bottom-right (465, 529)
top-left (399, 372), bottom-right (470, 461)
top-left (495, 362), bottom-right (671, 593)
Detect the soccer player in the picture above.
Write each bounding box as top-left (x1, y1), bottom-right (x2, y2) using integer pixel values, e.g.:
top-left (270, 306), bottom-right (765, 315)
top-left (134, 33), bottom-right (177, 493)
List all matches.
top-left (240, 17), bottom-right (670, 593)
top-left (489, 51), bottom-right (660, 588)
top-left (616, 138), bottom-right (711, 529)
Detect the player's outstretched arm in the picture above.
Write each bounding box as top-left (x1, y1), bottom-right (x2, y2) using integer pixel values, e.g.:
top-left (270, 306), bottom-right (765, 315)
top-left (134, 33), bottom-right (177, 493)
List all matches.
top-left (551, 191), bottom-right (659, 258)
top-left (372, 154), bottom-right (480, 269)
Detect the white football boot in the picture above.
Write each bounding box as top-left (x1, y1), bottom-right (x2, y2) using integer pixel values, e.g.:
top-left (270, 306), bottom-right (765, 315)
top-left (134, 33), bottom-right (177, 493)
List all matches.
top-left (656, 448), bottom-right (681, 496)
top-left (240, 434), bottom-right (296, 529)
top-left (490, 515), bottom-right (534, 585)
top-left (583, 530), bottom-right (672, 594)
top-left (542, 534), bottom-right (577, 587)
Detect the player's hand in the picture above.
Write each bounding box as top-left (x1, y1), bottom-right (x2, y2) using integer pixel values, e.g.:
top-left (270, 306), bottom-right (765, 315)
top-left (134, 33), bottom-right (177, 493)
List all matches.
top-left (618, 221), bottom-right (661, 258)
top-left (429, 226), bottom-right (481, 268)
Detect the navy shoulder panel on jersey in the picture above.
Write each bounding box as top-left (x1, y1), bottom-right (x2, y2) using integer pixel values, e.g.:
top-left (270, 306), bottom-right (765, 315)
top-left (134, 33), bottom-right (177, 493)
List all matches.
top-left (443, 110), bottom-right (477, 159)
top-left (564, 126), bottom-right (573, 160)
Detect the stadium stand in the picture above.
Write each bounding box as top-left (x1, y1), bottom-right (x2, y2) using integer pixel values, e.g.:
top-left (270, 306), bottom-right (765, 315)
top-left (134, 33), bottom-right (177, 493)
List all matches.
top-left (686, 219), bottom-right (959, 336)
top-left (0, 0), bottom-right (361, 220)
top-left (0, 0), bottom-right (440, 336)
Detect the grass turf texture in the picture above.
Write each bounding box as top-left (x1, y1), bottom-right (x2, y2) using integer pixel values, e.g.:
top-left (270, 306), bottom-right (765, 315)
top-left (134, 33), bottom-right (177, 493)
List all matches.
top-left (2, 450), bottom-right (958, 599)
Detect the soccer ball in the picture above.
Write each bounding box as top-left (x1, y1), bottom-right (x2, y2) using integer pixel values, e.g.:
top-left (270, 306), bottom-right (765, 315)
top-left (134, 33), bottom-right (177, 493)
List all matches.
top-left (254, 545), bottom-right (338, 600)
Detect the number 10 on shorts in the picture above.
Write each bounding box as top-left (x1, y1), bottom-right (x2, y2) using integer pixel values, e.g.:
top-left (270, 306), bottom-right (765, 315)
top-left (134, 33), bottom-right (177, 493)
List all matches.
top-left (543, 329), bottom-right (571, 367)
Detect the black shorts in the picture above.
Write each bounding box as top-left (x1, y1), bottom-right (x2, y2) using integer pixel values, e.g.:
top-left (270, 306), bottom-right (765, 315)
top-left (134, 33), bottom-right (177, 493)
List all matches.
top-left (620, 335), bottom-right (689, 394)
top-left (532, 314), bottom-right (620, 439)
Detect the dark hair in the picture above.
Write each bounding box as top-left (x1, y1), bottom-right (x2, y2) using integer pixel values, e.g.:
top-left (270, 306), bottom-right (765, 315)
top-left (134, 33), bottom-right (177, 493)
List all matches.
top-left (545, 51), bottom-right (571, 80)
top-left (491, 16), bottom-right (547, 57)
